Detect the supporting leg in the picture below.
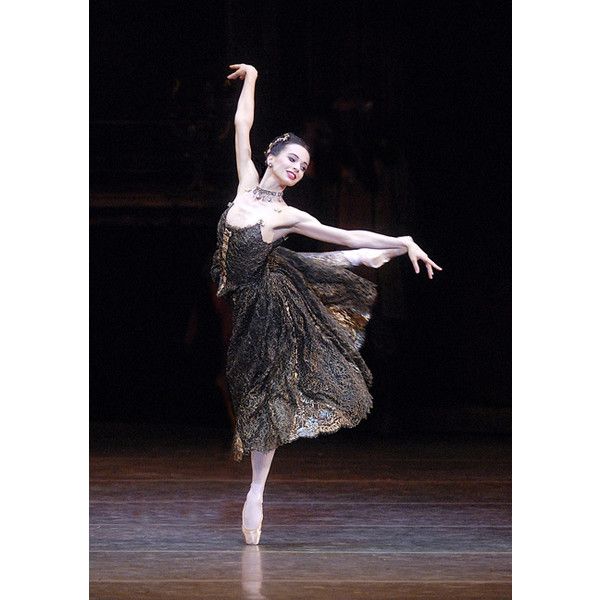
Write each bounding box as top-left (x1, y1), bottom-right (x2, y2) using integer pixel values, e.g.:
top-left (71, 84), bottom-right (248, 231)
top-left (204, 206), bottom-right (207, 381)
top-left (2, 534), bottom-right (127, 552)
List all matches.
top-left (243, 448), bottom-right (276, 530)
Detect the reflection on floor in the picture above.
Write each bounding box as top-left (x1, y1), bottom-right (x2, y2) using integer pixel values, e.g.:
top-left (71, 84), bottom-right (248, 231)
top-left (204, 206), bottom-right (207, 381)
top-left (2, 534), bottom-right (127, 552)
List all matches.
top-left (90, 425), bottom-right (511, 599)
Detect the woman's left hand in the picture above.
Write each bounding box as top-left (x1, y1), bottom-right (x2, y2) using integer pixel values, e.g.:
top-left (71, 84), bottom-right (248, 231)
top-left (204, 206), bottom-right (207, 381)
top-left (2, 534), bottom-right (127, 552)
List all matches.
top-left (407, 242), bottom-right (443, 279)
top-left (227, 63), bottom-right (258, 81)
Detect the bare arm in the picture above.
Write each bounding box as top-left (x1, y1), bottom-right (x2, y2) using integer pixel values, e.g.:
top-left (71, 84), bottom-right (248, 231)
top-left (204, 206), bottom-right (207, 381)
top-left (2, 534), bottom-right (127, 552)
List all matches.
top-left (286, 208), bottom-right (442, 278)
top-left (288, 207), bottom-right (413, 250)
top-left (227, 63), bottom-right (260, 190)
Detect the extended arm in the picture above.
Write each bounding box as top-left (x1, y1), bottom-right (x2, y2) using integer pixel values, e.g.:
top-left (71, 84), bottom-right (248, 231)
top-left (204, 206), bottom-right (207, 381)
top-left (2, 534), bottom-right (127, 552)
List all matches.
top-left (227, 63), bottom-right (260, 190)
top-left (286, 208), bottom-right (442, 278)
top-left (288, 207), bottom-right (413, 250)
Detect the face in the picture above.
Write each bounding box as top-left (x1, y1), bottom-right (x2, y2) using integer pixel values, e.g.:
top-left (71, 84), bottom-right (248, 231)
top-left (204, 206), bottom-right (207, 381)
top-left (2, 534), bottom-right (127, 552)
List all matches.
top-left (268, 143), bottom-right (310, 186)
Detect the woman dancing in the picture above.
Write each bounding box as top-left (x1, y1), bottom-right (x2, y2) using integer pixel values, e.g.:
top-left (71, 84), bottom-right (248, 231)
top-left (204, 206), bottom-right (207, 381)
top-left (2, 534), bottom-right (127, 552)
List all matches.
top-left (211, 63), bottom-right (442, 545)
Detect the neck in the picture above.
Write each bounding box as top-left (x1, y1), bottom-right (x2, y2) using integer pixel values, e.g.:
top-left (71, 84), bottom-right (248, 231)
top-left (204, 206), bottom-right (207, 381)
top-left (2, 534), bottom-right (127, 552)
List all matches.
top-left (251, 186), bottom-right (284, 204)
top-left (258, 174), bottom-right (285, 194)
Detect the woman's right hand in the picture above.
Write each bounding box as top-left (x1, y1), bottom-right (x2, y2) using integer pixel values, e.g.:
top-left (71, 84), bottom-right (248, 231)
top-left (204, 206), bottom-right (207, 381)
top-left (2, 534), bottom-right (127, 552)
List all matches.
top-left (406, 241), bottom-right (443, 279)
top-left (227, 63), bottom-right (258, 81)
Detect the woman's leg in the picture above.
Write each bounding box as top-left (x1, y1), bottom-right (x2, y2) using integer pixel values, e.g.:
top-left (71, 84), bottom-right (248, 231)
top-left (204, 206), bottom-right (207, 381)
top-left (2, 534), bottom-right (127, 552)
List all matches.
top-left (243, 448), bottom-right (276, 528)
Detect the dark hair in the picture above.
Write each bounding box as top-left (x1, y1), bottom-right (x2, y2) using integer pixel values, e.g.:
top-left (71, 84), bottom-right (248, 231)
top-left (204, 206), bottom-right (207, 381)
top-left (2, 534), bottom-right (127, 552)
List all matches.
top-left (264, 132), bottom-right (310, 164)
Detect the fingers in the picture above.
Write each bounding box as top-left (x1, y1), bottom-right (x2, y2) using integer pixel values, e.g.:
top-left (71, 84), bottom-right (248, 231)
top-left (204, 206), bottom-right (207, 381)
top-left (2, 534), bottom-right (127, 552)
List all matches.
top-left (409, 246), bottom-right (444, 278)
top-left (227, 64), bottom-right (242, 79)
top-left (424, 258), bottom-right (442, 279)
top-left (413, 256), bottom-right (443, 279)
top-left (227, 64), bottom-right (257, 81)
top-left (411, 257), bottom-right (420, 274)
top-left (227, 69), bottom-right (244, 80)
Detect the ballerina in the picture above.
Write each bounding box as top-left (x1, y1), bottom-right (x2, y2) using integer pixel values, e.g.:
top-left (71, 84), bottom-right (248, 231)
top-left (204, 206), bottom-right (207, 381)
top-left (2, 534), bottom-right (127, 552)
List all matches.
top-left (211, 63), bottom-right (442, 545)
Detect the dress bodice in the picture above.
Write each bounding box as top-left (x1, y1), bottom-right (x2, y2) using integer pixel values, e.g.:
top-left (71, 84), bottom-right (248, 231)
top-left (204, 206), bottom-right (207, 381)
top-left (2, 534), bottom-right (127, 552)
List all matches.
top-left (211, 202), bottom-right (287, 296)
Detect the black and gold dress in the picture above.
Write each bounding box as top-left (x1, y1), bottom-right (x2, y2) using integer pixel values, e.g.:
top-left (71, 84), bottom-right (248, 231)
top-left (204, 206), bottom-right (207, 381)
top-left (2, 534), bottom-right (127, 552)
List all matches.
top-left (211, 201), bottom-right (377, 461)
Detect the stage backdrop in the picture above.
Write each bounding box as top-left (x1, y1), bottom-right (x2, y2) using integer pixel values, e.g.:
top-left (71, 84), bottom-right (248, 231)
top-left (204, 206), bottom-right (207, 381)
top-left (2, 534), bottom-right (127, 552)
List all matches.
top-left (90, 0), bottom-right (510, 434)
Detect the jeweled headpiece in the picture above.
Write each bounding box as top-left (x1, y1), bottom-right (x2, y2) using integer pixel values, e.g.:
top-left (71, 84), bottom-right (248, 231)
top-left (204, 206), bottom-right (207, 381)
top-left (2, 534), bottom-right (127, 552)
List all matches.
top-left (264, 132), bottom-right (292, 157)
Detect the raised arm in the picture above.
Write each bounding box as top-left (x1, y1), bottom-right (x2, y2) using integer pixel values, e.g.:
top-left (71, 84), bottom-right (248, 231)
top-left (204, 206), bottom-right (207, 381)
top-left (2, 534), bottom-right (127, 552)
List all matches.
top-left (227, 63), bottom-right (260, 190)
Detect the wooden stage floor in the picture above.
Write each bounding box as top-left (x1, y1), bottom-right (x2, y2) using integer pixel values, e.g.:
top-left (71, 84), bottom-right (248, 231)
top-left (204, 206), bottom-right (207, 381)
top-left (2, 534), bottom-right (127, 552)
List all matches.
top-left (90, 426), bottom-right (511, 599)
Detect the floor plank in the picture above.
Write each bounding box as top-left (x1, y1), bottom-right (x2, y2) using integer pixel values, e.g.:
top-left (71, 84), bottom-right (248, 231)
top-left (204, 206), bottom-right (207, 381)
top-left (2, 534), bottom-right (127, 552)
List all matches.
top-left (90, 501), bottom-right (511, 527)
top-left (90, 479), bottom-right (511, 504)
top-left (90, 581), bottom-right (512, 600)
top-left (90, 430), bottom-right (511, 599)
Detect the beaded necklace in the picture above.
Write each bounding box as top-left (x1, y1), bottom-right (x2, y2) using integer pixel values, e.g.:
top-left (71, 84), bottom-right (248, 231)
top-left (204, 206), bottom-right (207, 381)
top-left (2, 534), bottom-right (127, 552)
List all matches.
top-left (251, 186), bottom-right (284, 202)
top-left (249, 186), bottom-right (286, 213)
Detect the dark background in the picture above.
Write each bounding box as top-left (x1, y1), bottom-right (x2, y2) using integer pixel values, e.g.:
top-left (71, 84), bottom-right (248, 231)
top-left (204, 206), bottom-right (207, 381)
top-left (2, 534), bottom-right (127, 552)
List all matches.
top-left (90, 0), bottom-right (510, 437)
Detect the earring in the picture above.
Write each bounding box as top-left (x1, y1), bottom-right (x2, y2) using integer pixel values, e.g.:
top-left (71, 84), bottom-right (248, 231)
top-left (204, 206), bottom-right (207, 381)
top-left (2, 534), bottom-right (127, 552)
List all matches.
top-left (268, 163), bottom-right (272, 168)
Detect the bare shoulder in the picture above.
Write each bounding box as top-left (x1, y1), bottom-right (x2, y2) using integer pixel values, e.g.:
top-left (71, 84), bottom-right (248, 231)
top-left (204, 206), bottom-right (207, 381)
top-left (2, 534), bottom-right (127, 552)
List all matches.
top-left (275, 206), bottom-right (318, 228)
top-left (281, 205), bottom-right (310, 227)
top-left (247, 205), bottom-right (311, 244)
top-left (224, 193), bottom-right (305, 231)
top-left (283, 207), bottom-right (352, 246)
top-left (265, 206), bottom-right (318, 235)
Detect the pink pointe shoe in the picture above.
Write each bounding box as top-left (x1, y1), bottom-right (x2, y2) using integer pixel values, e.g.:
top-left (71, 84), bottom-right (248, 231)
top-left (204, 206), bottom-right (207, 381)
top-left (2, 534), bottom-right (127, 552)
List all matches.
top-left (242, 498), bottom-right (263, 545)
